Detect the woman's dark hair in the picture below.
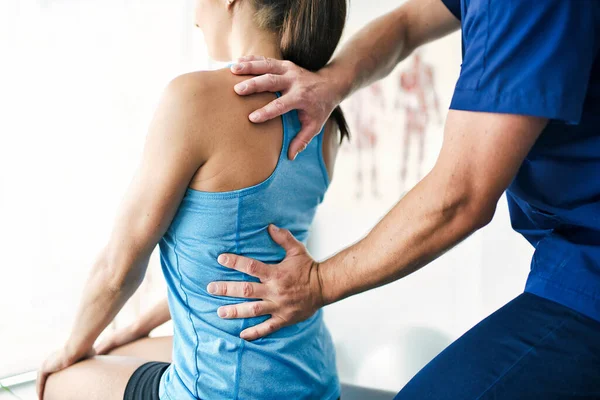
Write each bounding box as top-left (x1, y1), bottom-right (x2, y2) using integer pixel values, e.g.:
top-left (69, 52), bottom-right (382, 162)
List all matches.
top-left (251, 0), bottom-right (350, 142)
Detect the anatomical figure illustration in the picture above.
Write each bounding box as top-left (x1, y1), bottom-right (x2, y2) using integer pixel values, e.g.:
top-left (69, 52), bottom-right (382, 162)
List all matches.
top-left (395, 52), bottom-right (442, 191)
top-left (345, 52), bottom-right (442, 199)
top-left (346, 82), bottom-right (385, 199)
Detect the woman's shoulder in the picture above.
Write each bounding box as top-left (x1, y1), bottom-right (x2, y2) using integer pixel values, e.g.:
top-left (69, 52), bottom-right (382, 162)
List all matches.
top-left (163, 68), bottom-right (277, 129)
top-left (164, 69), bottom-right (233, 108)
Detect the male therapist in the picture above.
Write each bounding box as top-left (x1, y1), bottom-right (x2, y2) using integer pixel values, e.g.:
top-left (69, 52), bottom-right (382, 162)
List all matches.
top-left (207, 0), bottom-right (600, 397)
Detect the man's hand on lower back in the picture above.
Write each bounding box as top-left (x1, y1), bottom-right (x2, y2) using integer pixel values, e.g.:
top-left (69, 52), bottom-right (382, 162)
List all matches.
top-left (207, 224), bottom-right (325, 341)
top-left (230, 56), bottom-right (344, 160)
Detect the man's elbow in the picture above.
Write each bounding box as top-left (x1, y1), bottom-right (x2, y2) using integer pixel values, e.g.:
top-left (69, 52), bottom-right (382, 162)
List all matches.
top-left (455, 185), bottom-right (498, 232)
top-left (465, 195), bottom-right (497, 230)
top-left (440, 184), bottom-right (498, 234)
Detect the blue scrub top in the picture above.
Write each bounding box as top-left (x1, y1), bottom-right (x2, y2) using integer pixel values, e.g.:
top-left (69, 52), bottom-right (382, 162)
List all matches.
top-left (441, 0), bottom-right (600, 322)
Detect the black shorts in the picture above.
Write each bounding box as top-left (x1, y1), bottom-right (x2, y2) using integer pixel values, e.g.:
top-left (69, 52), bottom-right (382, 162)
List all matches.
top-left (124, 362), bottom-right (170, 400)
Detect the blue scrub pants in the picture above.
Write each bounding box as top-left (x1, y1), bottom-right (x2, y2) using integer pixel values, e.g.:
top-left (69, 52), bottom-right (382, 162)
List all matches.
top-left (395, 293), bottom-right (600, 399)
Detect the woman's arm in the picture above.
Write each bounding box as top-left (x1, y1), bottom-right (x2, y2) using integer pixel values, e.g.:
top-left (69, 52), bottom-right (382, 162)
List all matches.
top-left (230, 0), bottom-right (460, 159)
top-left (129, 297), bottom-right (171, 338)
top-left (94, 297), bottom-right (171, 355)
top-left (63, 76), bottom-right (207, 359)
top-left (37, 74), bottom-right (209, 398)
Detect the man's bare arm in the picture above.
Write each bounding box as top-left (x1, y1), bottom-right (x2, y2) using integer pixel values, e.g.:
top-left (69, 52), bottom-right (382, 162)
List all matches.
top-left (231, 0), bottom-right (460, 159)
top-left (211, 111), bottom-right (547, 340)
top-left (328, 0), bottom-right (460, 100)
top-left (319, 111), bottom-right (546, 304)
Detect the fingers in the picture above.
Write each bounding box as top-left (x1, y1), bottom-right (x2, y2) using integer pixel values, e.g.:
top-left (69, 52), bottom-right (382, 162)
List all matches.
top-left (268, 225), bottom-right (304, 256)
top-left (207, 281), bottom-right (267, 299)
top-left (246, 95), bottom-right (294, 123)
top-left (217, 301), bottom-right (273, 319)
top-left (234, 72), bottom-right (289, 97)
top-left (240, 316), bottom-right (285, 341)
top-left (230, 58), bottom-right (289, 76)
top-left (236, 55), bottom-right (264, 63)
top-left (93, 340), bottom-right (112, 356)
top-left (288, 124), bottom-right (319, 160)
top-left (217, 254), bottom-right (270, 279)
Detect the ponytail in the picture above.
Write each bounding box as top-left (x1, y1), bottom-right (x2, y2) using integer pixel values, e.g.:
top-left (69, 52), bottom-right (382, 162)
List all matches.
top-left (253, 0), bottom-right (350, 141)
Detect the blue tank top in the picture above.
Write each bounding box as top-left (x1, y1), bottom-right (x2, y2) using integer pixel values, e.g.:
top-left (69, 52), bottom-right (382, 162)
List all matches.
top-left (157, 101), bottom-right (340, 400)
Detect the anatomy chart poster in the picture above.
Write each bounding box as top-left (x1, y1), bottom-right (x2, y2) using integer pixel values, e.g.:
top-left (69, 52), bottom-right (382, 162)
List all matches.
top-left (322, 40), bottom-right (462, 216)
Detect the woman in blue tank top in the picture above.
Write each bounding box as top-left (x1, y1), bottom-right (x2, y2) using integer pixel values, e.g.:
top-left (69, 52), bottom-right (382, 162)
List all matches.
top-left (37, 1), bottom-right (349, 399)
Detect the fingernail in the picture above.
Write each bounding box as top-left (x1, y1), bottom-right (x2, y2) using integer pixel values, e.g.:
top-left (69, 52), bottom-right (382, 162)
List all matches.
top-left (240, 331), bottom-right (250, 340)
top-left (234, 83), bottom-right (247, 93)
top-left (249, 112), bottom-right (260, 122)
top-left (218, 308), bottom-right (227, 318)
top-left (231, 63), bottom-right (243, 72)
top-left (207, 283), bottom-right (218, 294)
top-left (271, 225), bottom-right (279, 232)
top-left (218, 255), bottom-right (229, 265)
top-left (293, 144), bottom-right (307, 161)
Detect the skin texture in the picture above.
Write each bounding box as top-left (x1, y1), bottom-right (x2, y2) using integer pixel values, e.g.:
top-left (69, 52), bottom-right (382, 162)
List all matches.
top-left (37, 0), bottom-right (342, 396)
top-left (38, 70), bottom-right (339, 399)
top-left (43, 337), bottom-right (173, 400)
top-left (208, 0), bottom-right (550, 341)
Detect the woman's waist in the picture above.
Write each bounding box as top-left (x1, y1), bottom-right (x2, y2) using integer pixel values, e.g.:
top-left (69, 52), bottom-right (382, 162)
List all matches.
top-left (167, 309), bottom-right (338, 399)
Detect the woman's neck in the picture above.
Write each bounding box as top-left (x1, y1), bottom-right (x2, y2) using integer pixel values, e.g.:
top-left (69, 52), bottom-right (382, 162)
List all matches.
top-left (229, 21), bottom-right (282, 61)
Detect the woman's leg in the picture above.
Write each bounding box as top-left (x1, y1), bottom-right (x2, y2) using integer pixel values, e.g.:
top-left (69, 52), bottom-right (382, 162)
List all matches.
top-left (43, 336), bottom-right (173, 400)
top-left (43, 356), bottom-right (148, 400)
top-left (107, 336), bottom-right (173, 362)
top-left (395, 293), bottom-right (600, 400)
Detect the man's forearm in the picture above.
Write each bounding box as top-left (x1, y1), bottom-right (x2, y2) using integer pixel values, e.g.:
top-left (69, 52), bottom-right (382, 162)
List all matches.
top-left (318, 110), bottom-right (547, 304)
top-left (319, 168), bottom-right (493, 305)
top-left (324, 6), bottom-right (412, 101)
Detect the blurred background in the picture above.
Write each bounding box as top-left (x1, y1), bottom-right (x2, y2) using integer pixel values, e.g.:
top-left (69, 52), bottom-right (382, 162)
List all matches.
top-left (0, 0), bottom-right (533, 397)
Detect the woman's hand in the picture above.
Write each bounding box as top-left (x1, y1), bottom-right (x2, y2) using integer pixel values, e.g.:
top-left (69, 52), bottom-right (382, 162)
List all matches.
top-left (208, 224), bottom-right (325, 341)
top-left (94, 324), bottom-right (148, 355)
top-left (37, 346), bottom-right (95, 400)
top-left (231, 56), bottom-right (344, 160)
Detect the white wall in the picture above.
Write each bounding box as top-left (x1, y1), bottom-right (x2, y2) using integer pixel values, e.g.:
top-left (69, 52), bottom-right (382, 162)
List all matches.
top-left (0, 0), bottom-right (208, 377)
top-left (311, 0), bottom-right (534, 393)
top-left (0, 0), bottom-right (535, 391)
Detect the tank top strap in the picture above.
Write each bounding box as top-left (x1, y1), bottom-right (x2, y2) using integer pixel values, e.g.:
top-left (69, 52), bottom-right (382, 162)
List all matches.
top-left (276, 91), bottom-right (294, 153)
top-left (276, 95), bottom-right (330, 190)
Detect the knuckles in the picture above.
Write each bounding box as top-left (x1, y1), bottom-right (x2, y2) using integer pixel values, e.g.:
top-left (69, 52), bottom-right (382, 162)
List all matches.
top-left (281, 60), bottom-right (293, 71)
top-left (267, 73), bottom-right (278, 85)
top-left (272, 99), bottom-right (286, 113)
top-left (282, 229), bottom-right (294, 242)
top-left (264, 57), bottom-right (274, 69)
top-left (247, 259), bottom-right (259, 276)
top-left (243, 282), bottom-right (254, 297)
